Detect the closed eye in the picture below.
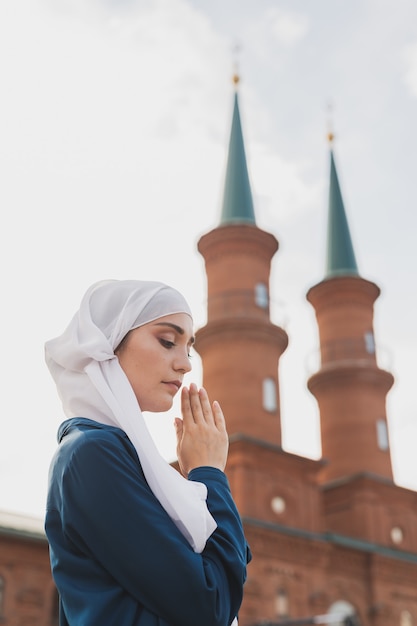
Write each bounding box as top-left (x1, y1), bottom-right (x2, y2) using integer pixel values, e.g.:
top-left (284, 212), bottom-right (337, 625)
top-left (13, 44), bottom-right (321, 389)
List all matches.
top-left (159, 338), bottom-right (192, 358)
top-left (159, 339), bottom-right (175, 349)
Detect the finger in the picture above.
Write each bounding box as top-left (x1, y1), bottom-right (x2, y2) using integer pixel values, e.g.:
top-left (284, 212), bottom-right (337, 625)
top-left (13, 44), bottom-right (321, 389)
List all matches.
top-left (181, 387), bottom-right (194, 426)
top-left (174, 418), bottom-right (183, 443)
top-left (198, 387), bottom-right (215, 423)
top-left (188, 382), bottom-right (206, 424)
top-left (212, 400), bottom-right (227, 432)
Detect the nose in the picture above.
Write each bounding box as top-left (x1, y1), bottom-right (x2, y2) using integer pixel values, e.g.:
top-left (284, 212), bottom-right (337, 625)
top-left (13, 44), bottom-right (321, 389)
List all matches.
top-left (174, 348), bottom-right (192, 374)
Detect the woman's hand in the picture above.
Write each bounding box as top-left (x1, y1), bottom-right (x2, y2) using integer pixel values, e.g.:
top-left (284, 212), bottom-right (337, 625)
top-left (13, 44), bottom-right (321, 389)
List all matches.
top-left (174, 383), bottom-right (229, 477)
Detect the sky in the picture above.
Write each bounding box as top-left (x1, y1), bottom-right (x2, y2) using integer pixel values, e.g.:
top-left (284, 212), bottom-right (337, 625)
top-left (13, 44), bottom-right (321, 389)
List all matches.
top-left (0, 0), bottom-right (416, 520)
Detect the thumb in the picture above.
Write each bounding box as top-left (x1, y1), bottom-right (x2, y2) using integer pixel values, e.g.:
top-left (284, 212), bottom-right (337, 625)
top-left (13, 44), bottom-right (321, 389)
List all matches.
top-left (174, 418), bottom-right (183, 443)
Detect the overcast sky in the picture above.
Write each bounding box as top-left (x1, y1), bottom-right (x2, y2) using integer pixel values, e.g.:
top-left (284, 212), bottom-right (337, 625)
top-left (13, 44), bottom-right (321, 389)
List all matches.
top-left (1, 0), bottom-right (416, 519)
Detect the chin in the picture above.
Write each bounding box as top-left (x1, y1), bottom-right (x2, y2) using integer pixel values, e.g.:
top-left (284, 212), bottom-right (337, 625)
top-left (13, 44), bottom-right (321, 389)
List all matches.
top-left (144, 399), bottom-right (174, 413)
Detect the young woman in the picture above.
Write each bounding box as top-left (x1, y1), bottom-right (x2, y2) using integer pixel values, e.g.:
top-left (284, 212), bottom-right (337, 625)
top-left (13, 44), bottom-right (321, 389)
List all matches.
top-left (45, 279), bottom-right (251, 626)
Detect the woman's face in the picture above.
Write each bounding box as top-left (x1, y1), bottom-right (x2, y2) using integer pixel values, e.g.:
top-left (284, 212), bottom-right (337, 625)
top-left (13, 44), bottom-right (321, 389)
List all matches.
top-left (115, 312), bottom-right (194, 413)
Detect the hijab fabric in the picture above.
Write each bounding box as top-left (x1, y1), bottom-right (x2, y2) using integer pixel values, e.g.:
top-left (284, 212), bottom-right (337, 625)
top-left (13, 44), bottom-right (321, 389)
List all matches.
top-left (45, 279), bottom-right (217, 553)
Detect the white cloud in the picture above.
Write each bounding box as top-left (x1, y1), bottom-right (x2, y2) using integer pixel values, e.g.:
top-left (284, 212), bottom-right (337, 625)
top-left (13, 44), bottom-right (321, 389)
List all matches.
top-left (267, 7), bottom-right (309, 46)
top-left (402, 40), bottom-right (417, 97)
top-left (251, 142), bottom-right (323, 226)
top-left (237, 5), bottom-right (309, 64)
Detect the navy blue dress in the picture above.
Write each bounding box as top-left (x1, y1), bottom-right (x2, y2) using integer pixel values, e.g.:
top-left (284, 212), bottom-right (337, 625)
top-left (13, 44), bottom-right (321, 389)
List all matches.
top-left (46, 418), bottom-right (251, 626)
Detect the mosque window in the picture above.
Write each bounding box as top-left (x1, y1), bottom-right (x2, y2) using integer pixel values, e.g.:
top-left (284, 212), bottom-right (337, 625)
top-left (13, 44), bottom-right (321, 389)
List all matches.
top-left (275, 587), bottom-right (288, 617)
top-left (376, 419), bottom-right (389, 451)
top-left (400, 610), bottom-right (413, 626)
top-left (364, 331), bottom-right (375, 354)
top-left (391, 526), bottom-right (404, 545)
top-left (255, 283), bottom-right (269, 309)
top-left (263, 378), bottom-right (277, 412)
top-left (271, 496), bottom-right (286, 515)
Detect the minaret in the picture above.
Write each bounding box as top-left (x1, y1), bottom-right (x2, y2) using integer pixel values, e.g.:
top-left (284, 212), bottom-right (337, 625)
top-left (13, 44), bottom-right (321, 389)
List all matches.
top-left (194, 75), bottom-right (288, 446)
top-left (307, 136), bottom-right (394, 483)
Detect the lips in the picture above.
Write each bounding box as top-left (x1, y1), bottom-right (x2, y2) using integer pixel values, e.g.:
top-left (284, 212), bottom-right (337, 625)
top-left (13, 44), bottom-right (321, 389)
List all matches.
top-left (163, 380), bottom-right (182, 392)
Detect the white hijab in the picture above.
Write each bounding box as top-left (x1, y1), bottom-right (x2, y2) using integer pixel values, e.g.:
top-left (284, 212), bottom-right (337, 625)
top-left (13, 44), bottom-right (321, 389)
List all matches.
top-left (45, 279), bottom-right (217, 553)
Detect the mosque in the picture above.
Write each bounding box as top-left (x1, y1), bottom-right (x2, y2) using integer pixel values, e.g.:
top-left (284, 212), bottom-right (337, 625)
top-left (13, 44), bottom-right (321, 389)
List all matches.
top-left (1, 79), bottom-right (416, 626)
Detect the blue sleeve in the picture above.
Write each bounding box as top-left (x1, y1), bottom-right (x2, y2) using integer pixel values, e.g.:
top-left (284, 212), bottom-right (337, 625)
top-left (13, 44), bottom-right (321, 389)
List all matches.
top-left (55, 432), bottom-right (250, 626)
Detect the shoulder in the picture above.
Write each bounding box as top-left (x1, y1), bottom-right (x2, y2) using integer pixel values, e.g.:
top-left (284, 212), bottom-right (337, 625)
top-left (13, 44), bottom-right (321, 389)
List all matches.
top-left (59, 418), bottom-right (131, 449)
top-left (53, 418), bottom-right (141, 479)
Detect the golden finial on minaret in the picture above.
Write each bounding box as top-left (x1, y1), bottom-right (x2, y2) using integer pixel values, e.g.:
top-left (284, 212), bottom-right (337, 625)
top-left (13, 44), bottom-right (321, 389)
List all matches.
top-left (326, 99), bottom-right (335, 144)
top-left (232, 42), bottom-right (241, 89)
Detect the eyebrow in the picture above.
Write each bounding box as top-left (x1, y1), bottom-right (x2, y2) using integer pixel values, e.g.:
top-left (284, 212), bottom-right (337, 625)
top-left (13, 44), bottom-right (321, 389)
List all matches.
top-left (154, 322), bottom-right (195, 344)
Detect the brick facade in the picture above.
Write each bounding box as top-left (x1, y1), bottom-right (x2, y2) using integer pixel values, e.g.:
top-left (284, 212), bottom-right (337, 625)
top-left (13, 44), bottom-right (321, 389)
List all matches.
top-left (0, 518), bottom-right (57, 626)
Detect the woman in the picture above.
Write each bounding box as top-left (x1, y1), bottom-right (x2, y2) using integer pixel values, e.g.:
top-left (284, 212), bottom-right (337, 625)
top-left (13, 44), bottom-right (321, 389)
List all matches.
top-left (45, 279), bottom-right (250, 626)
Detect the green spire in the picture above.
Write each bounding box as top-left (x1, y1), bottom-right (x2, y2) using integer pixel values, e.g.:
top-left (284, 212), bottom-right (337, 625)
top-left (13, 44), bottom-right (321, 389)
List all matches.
top-left (220, 88), bottom-right (256, 224)
top-left (326, 147), bottom-right (359, 277)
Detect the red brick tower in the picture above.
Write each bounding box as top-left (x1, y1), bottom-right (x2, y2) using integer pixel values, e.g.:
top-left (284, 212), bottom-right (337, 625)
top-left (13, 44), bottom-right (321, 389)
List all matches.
top-left (195, 76), bottom-right (288, 446)
top-left (307, 139), bottom-right (394, 484)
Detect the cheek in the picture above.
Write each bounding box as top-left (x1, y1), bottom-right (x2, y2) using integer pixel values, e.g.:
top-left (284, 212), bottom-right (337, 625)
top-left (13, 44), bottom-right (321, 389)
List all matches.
top-left (118, 351), bottom-right (143, 386)
top-left (117, 340), bottom-right (167, 391)
top-left (129, 351), bottom-right (162, 386)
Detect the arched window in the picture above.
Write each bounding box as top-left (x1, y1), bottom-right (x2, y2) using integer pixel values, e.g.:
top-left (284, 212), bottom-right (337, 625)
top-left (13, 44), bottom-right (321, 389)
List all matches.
top-left (263, 378), bottom-right (277, 412)
top-left (401, 610), bottom-right (413, 626)
top-left (275, 587), bottom-right (288, 617)
top-left (376, 419), bottom-right (389, 451)
top-left (255, 283), bottom-right (269, 309)
top-left (364, 331), bottom-right (375, 354)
